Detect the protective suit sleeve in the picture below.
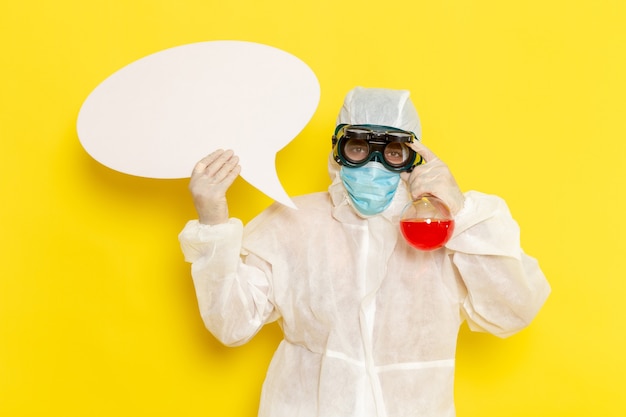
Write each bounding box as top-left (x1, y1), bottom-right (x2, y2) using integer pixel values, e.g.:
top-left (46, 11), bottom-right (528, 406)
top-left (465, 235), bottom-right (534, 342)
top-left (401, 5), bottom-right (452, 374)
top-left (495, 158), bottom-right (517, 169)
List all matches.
top-left (178, 219), bottom-right (278, 346)
top-left (445, 191), bottom-right (551, 338)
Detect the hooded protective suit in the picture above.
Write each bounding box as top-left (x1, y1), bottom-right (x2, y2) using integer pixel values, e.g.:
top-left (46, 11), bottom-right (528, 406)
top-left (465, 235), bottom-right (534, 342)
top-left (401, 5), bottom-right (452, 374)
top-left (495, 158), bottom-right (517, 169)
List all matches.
top-left (179, 87), bottom-right (550, 417)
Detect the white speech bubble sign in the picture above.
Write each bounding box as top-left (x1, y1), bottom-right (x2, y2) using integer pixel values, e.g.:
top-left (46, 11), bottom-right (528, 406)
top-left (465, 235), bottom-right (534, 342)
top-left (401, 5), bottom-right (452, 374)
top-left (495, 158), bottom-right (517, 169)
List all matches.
top-left (77, 41), bottom-right (320, 209)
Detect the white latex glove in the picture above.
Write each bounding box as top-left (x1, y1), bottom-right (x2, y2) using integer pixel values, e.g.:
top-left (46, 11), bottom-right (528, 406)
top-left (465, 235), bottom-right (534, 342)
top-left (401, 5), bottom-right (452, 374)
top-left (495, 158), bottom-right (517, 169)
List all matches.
top-left (400, 141), bottom-right (465, 216)
top-left (189, 149), bottom-right (241, 225)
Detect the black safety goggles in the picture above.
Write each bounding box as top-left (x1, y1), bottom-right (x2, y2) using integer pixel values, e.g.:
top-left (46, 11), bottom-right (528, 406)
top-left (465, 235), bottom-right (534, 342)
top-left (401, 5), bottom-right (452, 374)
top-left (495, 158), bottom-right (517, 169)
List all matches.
top-left (332, 124), bottom-right (423, 172)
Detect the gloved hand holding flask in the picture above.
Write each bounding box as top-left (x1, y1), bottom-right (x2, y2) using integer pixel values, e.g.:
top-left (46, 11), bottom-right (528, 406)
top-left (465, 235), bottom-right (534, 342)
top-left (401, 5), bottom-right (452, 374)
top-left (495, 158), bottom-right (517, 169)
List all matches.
top-left (399, 141), bottom-right (465, 250)
top-left (400, 141), bottom-right (465, 216)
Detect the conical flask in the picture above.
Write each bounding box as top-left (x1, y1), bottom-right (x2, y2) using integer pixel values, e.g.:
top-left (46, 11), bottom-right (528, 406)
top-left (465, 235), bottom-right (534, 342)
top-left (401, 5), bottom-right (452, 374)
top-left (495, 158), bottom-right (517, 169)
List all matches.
top-left (400, 194), bottom-right (455, 250)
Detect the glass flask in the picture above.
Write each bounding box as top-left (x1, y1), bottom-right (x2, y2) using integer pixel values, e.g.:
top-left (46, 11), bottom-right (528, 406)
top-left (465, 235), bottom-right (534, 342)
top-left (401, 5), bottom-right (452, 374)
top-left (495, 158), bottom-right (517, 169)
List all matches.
top-left (399, 194), bottom-right (455, 251)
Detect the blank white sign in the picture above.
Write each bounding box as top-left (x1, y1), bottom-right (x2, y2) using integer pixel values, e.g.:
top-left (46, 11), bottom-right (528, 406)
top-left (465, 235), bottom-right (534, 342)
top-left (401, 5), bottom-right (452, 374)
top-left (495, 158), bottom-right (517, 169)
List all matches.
top-left (77, 40), bottom-right (320, 208)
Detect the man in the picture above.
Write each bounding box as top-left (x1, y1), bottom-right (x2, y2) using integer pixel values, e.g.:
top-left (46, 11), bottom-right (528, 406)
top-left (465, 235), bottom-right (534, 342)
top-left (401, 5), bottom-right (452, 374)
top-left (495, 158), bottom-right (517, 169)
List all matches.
top-left (179, 87), bottom-right (550, 417)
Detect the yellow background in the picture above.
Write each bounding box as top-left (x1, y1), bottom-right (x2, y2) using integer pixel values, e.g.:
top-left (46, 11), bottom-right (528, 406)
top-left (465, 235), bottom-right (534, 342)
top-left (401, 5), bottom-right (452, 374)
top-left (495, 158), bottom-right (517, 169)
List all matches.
top-left (1, 0), bottom-right (625, 416)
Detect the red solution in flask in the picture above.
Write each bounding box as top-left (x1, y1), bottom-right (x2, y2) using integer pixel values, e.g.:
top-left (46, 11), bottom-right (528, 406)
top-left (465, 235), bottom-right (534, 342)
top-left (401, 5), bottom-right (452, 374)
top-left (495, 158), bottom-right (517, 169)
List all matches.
top-left (400, 219), bottom-right (455, 251)
top-left (399, 195), bottom-right (455, 251)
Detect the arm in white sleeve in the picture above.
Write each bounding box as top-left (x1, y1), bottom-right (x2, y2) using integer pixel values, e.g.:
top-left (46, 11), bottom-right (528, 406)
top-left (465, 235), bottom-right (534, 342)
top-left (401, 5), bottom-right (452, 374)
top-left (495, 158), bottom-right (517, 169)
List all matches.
top-left (178, 219), bottom-right (278, 347)
top-left (446, 191), bottom-right (551, 338)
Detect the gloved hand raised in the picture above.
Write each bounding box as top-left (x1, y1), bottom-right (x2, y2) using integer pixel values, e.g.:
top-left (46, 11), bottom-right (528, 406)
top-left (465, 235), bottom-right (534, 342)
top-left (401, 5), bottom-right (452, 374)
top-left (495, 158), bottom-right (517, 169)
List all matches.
top-left (400, 141), bottom-right (465, 216)
top-left (189, 149), bottom-right (241, 225)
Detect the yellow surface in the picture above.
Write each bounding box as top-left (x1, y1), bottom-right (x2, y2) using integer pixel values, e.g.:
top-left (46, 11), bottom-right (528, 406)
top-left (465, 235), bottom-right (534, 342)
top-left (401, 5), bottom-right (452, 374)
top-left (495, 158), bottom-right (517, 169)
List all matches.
top-left (1, 1), bottom-right (625, 416)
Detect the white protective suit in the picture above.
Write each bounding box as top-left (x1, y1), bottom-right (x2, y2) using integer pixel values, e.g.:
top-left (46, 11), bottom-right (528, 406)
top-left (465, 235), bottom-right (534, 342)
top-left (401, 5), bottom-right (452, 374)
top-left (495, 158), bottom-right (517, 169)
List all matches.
top-left (179, 87), bottom-right (551, 417)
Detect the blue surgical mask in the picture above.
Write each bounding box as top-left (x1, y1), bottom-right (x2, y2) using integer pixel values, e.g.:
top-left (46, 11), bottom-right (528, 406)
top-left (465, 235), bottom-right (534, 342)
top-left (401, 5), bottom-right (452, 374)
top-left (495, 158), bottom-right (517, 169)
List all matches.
top-left (340, 162), bottom-right (401, 216)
